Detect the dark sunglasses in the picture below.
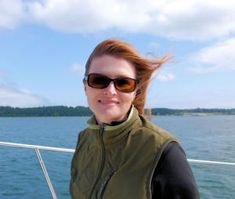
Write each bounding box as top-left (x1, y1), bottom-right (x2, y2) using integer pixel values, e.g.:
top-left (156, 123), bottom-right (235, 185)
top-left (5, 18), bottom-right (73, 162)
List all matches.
top-left (84, 73), bottom-right (139, 93)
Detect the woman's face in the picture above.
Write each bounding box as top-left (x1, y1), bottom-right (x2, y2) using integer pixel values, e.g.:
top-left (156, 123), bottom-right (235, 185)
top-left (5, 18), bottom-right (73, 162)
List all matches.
top-left (84, 55), bottom-right (137, 124)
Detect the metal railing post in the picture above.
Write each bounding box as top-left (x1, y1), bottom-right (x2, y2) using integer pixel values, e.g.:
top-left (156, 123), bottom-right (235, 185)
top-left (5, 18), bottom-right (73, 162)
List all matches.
top-left (35, 148), bottom-right (57, 199)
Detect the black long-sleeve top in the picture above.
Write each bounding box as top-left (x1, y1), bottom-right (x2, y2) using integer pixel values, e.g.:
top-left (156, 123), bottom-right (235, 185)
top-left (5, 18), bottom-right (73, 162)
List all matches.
top-left (151, 142), bottom-right (200, 199)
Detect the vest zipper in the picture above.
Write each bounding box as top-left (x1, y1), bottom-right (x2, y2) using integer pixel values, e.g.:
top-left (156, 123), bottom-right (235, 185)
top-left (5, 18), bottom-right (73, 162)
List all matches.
top-left (97, 171), bottom-right (115, 199)
top-left (89, 124), bottom-right (106, 199)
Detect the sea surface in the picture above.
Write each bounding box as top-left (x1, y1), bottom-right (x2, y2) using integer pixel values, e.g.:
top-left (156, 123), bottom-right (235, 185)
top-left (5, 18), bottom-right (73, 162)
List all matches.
top-left (0, 115), bottom-right (235, 199)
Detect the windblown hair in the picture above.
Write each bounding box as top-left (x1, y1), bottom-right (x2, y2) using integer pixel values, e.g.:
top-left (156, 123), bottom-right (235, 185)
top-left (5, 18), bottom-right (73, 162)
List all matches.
top-left (85, 39), bottom-right (170, 115)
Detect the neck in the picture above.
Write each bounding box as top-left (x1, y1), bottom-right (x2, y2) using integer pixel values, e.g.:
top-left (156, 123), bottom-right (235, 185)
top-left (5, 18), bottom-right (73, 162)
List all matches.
top-left (96, 115), bottom-right (128, 126)
top-left (96, 107), bottom-right (132, 126)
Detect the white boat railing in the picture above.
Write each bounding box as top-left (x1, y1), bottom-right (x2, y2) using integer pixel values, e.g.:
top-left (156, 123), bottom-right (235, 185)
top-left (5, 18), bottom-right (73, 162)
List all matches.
top-left (0, 141), bottom-right (75, 199)
top-left (1, 141), bottom-right (235, 199)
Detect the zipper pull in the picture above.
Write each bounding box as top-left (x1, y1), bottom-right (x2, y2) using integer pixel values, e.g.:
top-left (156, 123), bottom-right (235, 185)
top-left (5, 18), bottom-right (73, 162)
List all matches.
top-left (99, 123), bottom-right (105, 136)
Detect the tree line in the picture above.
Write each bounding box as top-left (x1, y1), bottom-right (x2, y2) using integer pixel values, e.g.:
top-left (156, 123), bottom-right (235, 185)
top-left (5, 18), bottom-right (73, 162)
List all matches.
top-left (151, 108), bottom-right (235, 115)
top-left (0, 106), bottom-right (92, 117)
top-left (0, 106), bottom-right (235, 117)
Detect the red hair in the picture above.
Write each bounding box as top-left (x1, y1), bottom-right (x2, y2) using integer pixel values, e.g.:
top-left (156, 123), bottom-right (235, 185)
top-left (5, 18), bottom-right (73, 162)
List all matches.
top-left (85, 39), bottom-right (170, 114)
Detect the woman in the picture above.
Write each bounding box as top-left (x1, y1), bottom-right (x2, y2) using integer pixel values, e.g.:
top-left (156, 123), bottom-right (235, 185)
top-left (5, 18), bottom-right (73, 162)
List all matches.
top-left (70, 39), bottom-right (199, 199)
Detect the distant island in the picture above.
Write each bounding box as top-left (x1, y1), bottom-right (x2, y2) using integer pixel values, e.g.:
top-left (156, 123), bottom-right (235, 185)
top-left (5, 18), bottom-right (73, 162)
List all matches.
top-left (0, 106), bottom-right (235, 117)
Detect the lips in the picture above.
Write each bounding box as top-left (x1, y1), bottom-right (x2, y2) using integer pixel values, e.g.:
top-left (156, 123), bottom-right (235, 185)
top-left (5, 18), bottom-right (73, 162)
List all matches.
top-left (98, 98), bottom-right (119, 105)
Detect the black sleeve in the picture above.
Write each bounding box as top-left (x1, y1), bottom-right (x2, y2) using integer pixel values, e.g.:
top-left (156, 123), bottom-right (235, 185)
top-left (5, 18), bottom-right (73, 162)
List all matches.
top-left (151, 141), bottom-right (200, 199)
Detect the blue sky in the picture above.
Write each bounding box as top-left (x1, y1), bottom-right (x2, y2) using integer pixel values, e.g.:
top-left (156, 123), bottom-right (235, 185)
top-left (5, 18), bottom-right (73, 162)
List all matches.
top-left (0, 0), bottom-right (235, 108)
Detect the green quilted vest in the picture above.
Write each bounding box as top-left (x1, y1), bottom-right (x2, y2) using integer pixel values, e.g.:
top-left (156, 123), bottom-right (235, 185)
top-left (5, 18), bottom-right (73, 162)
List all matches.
top-left (70, 106), bottom-right (177, 199)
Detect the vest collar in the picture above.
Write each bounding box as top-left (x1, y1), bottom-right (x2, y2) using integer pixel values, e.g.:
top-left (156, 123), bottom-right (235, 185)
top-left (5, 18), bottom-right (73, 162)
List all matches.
top-left (87, 105), bottom-right (140, 144)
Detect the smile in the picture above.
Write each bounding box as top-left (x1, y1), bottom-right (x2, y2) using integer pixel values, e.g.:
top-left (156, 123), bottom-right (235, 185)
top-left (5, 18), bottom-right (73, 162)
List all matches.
top-left (98, 99), bottom-right (119, 105)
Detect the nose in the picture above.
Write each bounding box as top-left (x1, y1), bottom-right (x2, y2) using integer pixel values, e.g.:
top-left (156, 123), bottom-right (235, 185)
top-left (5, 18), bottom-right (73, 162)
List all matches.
top-left (103, 81), bottom-right (117, 96)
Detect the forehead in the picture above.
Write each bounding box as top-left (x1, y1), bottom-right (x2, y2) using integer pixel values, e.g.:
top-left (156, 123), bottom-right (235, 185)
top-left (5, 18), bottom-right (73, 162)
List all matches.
top-left (89, 55), bottom-right (136, 78)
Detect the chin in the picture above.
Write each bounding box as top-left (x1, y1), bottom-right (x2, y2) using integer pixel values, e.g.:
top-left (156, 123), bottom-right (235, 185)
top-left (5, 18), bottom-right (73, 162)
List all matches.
top-left (97, 104), bottom-right (120, 114)
top-left (96, 109), bottom-right (124, 123)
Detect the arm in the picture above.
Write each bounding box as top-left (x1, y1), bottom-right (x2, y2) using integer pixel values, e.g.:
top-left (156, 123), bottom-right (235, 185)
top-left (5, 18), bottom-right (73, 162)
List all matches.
top-left (151, 141), bottom-right (200, 199)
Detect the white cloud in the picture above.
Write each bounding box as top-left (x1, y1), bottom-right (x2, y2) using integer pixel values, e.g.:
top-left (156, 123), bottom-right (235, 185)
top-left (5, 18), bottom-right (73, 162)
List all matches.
top-left (153, 70), bottom-right (175, 82)
top-left (1, 0), bottom-right (235, 41)
top-left (189, 37), bottom-right (235, 73)
top-left (0, 0), bottom-right (26, 28)
top-left (0, 83), bottom-right (50, 107)
top-left (71, 63), bottom-right (85, 75)
top-left (156, 73), bottom-right (175, 82)
top-left (147, 0), bottom-right (235, 41)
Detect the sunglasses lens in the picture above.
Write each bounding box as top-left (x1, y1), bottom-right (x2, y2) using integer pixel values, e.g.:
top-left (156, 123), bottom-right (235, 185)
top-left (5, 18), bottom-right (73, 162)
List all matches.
top-left (88, 74), bottom-right (110, 88)
top-left (115, 78), bottom-right (136, 92)
top-left (86, 74), bottom-right (138, 92)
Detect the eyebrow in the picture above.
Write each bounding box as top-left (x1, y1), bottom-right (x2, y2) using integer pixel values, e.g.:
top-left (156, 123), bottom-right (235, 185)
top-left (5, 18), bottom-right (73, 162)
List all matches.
top-left (88, 73), bottom-right (136, 79)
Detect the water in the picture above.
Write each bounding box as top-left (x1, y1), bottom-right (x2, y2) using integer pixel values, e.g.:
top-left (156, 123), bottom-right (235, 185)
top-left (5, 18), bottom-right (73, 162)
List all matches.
top-left (0, 115), bottom-right (235, 199)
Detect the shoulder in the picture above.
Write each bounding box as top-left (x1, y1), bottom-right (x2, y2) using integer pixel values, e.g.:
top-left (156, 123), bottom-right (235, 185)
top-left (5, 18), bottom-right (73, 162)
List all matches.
top-left (78, 128), bottom-right (87, 138)
top-left (125, 115), bottom-right (180, 164)
top-left (132, 115), bottom-right (178, 146)
top-left (74, 128), bottom-right (89, 150)
top-left (152, 142), bottom-right (200, 198)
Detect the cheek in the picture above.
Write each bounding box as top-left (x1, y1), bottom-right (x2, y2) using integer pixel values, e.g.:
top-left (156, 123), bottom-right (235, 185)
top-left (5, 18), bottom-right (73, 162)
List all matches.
top-left (85, 84), bottom-right (96, 96)
top-left (122, 93), bottom-right (136, 104)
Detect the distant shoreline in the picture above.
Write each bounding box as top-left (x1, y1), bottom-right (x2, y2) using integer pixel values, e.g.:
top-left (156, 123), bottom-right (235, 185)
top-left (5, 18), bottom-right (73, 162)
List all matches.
top-left (0, 106), bottom-right (235, 117)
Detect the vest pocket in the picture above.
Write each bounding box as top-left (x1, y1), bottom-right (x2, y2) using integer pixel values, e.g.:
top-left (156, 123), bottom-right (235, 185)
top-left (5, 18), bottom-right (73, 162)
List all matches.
top-left (97, 171), bottom-right (115, 199)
